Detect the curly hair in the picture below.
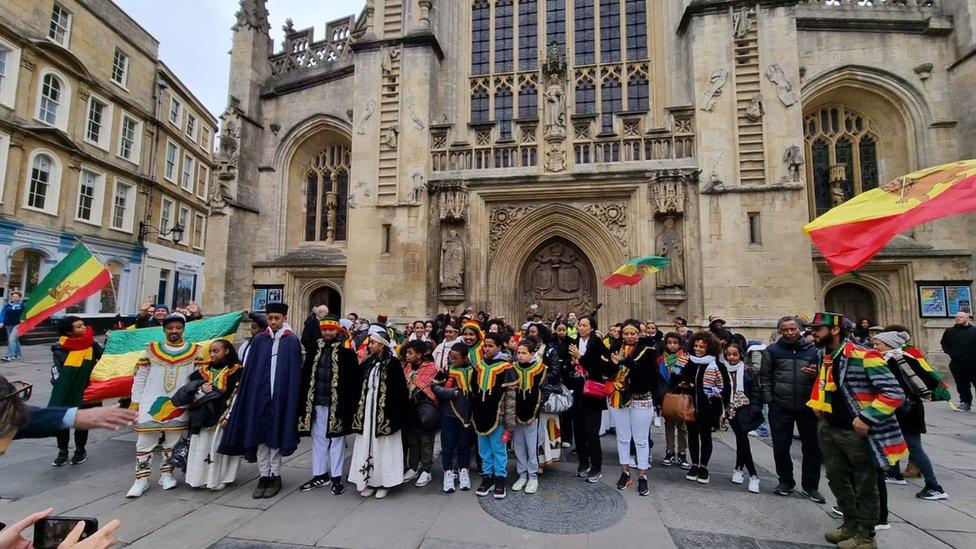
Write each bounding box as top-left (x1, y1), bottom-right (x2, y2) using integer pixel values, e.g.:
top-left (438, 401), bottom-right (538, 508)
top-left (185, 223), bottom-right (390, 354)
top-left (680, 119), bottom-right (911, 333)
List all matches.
top-left (689, 331), bottom-right (722, 357)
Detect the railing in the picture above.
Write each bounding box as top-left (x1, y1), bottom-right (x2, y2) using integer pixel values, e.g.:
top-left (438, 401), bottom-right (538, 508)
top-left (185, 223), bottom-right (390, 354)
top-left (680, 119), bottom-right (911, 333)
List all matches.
top-left (798, 0), bottom-right (938, 8)
top-left (268, 16), bottom-right (354, 78)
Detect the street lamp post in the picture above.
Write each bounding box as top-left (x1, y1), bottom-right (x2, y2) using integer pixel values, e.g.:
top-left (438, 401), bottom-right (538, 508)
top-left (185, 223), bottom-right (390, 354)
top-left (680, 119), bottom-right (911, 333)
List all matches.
top-left (138, 221), bottom-right (185, 243)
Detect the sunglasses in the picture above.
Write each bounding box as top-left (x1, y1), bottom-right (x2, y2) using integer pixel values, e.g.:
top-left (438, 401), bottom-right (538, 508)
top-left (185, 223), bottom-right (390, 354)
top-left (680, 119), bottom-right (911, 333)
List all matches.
top-left (2, 380), bottom-right (32, 402)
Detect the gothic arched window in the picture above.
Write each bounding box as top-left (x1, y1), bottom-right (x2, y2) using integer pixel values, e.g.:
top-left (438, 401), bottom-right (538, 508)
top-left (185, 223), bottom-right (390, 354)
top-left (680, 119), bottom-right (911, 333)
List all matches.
top-left (574, 0), bottom-right (595, 65)
top-left (803, 105), bottom-right (881, 218)
top-left (471, 88), bottom-right (489, 124)
top-left (471, 0), bottom-right (490, 75)
top-left (304, 144), bottom-right (351, 243)
top-left (600, 74), bottom-right (622, 133)
top-left (518, 0), bottom-right (538, 71)
top-left (495, 83), bottom-right (513, 139)
top-left (519, 81), bottom-right (538, 119)
top-left (495, 0), bottom-right (514, 72)
top-left (627, 73), bottom-right (649, 112)
top-left (575, 78), bottom-right (596, 115)
top-left (600, 0), bottom-right (621, 63)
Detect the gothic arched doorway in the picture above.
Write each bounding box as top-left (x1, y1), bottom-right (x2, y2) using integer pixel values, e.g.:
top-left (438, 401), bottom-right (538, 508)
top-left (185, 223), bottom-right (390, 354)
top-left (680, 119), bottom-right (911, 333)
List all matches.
top-left (825, 283), bottom-right (877, 325)
top-left (308, 285), bottom-right (342, 316)
top-left (519, 238), bottom-right (595, 321)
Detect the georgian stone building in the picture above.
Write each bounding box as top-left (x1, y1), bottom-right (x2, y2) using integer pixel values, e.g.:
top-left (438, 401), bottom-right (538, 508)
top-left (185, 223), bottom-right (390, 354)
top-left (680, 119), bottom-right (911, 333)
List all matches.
top-left (206, 0), bottom-right (976, 360)
top-left (0, 0), bottom-right (215, 323)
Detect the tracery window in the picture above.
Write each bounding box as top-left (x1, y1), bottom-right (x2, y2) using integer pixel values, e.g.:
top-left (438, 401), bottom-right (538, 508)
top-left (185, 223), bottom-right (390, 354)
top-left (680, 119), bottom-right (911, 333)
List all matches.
top-left (546, 0), bottom-right (566, 50)
top-left (518, 0), bottom-right (538, 70)
top-left (804, 105), bottom-right (881, 217)
top-left (494, 80), bottom-right (514, 139)
top-left (495, 0), bottom-right (514, 72)
top-left (471, 82), bottom-right (490, 124)
top-left (574, 0), bottom-right (595, 65)
top-left (518, 81), bottom-right (538, 119)
top-left (600, 72), bottom-right (622, 133)
top-left (304, 144), bottom-right (351, 242)
top-left (600, 0), bottom-right (621, 63)
top-left (575, 76), bottom-right (596, 115)
top-left (472, 0), bottom-right (490, 75)
top-left (627, 72), bottom-right (649, 111)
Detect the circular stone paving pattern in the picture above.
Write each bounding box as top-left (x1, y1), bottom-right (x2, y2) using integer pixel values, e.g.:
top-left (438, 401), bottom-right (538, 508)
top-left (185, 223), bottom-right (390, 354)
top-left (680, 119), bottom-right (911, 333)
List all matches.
top-left (478, 471), bottom-right (627, 534)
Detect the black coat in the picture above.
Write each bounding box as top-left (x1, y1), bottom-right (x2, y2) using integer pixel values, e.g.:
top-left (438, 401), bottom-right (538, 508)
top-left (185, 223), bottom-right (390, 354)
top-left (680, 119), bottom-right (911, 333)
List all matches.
top-left (887, 353), bottom-right (927, 434)
top-left (731, 366), bottom-right (764, 433)
top-left (609, 339), bottom-right (661, 407)
top-left (760, 337), bottom-right (820, 411)
top-left (171, 363), bottom-right (243, 435)
top-left (680, 357), bottom-right (732, 427)
top-left (297, 338), bottom-right (363, 437)
top-left (568, 336), bottom-right (614, 411)
top-left (941, 324), bottom-right (976, 365)
top-left (353, 351), bottom-right (410, 437)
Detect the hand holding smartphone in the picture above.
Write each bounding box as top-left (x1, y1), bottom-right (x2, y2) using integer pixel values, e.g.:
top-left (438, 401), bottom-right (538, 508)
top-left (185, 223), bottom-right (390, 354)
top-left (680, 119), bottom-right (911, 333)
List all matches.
top-left (34, 516), bottom-right (97, 549)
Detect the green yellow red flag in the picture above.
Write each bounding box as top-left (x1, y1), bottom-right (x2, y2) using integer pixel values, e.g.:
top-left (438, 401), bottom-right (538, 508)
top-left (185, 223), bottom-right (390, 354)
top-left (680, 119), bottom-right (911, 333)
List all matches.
top-left (18, 244), bottom-right (111, 335)
top-left (602, 256), bottom-right (672, 288)
top-left (82, 310), bottom-right (244, 403)
top-left (804, 159), bottom-right (976, 275)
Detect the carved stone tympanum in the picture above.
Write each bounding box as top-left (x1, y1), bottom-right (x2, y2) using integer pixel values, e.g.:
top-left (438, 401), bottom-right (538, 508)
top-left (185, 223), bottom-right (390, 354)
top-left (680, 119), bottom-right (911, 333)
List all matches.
top-left (520, 239), bottom-right (594, 321)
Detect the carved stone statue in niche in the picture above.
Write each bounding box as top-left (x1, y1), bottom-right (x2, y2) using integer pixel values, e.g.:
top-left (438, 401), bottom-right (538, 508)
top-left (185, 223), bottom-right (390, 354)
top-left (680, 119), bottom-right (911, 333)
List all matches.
top-left (699, 68), bottom-right (729, 112)
top-left (655, 216), bottom-right (685, 289)
top-left (764, 64), bottom-right (799, 107)
top-left (325, 191), bottom-right (338, 242)
top-left (543, 79), bottom-right (566, 140)
top-left (784, 145), bottom-right (804, 182)
top-left (440, 229), bottom-right (465, 290)
top-left (745, 94), bottom-right (764, 122)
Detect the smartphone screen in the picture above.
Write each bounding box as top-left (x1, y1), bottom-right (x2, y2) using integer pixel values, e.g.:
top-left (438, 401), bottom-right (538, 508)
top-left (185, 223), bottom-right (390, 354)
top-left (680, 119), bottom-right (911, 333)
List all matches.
top-left (34, 517), bottom-right (97, 549)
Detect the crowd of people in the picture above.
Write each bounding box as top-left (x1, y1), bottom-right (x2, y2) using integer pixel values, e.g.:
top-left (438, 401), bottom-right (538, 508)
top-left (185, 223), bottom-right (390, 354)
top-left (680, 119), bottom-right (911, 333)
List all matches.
top-left (0, 299), bottom-right (971, 549)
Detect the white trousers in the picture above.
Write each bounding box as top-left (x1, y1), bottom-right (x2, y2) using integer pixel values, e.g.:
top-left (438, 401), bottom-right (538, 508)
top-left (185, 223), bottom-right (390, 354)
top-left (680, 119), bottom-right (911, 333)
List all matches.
top-left (256, 444), bottom-right (282, 477)
top-left (135, 430), bottom-right (183, 479)
top-left (609, 404), bottom-right (655, 470)
top-left (312, 405), bottom-right (346, 478)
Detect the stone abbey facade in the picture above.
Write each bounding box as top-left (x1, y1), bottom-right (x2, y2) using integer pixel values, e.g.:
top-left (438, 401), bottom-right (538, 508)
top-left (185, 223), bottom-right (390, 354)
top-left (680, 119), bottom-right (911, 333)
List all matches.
top-left (205, 0), bottom-right (976, 360)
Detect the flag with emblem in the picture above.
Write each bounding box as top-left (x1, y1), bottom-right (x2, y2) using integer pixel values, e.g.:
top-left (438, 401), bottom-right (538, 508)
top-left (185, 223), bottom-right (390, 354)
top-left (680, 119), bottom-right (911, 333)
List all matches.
top-left (17, 244), bottom-right (111, 336)
top-left (804, 159), bottom-right (976, 275)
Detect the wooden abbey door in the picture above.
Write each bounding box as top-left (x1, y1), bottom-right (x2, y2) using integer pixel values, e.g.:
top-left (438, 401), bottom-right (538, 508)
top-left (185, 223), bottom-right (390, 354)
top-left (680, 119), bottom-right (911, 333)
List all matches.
top-left (519, 238), bottom-right (595, 321)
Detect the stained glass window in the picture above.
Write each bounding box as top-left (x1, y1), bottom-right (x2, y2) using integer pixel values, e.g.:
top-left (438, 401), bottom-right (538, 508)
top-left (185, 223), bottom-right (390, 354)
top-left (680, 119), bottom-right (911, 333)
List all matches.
top-left (626, 0), bottom-right (647, 60)
top-left (811, 140), bottom-right (830, 216)
top-left (495, 0), bottom-right (514, 73)
top-left (518, 0), bottom-right (538, 71)
top-left (495, 87), bottom-right (513, 139)
top-left (859, 136), bottom-right (879, 191)
top-left (471, 0), bottom-right (490, 75)
top-left (574, 0), bottom-right (595, 65)
top-left (576, 80), bottom-right (596, 115)
top-left (600, 0), bottom-right (621, 63)
top-left (627, 74), bottom-right (649, 111)
top-left (601, 78), bottom-right (622, 133)
top-left (519, 83), bottom-right (538, 119)
top-left (305, 172), bottom-right (318, 241)
top-left (471, 90), bottom-right (489, 123)
top-left (835, 137), bottom-right (855, 200)
top-left (546, 0), bottom-right (566, 50)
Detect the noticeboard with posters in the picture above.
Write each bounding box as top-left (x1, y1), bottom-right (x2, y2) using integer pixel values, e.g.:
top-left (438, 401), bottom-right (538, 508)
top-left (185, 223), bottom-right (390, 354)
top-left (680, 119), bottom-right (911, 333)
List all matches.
top-left (918, 281), bottom-right (972, 318)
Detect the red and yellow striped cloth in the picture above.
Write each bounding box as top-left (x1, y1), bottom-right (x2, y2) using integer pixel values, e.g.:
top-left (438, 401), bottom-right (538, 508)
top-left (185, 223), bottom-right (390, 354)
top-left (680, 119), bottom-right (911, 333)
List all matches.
top-left (19, 244), bottom-right (110, 335)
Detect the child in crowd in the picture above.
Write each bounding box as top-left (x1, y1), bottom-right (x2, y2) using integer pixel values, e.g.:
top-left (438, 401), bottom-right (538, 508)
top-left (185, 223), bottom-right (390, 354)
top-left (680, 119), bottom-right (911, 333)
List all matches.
top-left (433, 341), bottom-right (474, 493)
top-left (724, 343), bottom-right (763, 494)
top-left (467, 324), bottom-right (516, 500)
top-left (659, 332), bottom-right (690, 469)
top-left (511, 338), bottom-right (546, 494)
top-left (681, 332), bottom-right (731, 485)
top-left (401, 340), bottom-right (439, 488)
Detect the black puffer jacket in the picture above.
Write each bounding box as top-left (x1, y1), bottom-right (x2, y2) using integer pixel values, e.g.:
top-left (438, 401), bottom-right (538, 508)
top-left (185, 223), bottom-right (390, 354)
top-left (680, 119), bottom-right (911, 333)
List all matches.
top-left (760, 336), bottom-right (819, 411)
top-left (941, 324), bottom-right (976, 365)
top-left (538, 341), bottom-right (564, 401)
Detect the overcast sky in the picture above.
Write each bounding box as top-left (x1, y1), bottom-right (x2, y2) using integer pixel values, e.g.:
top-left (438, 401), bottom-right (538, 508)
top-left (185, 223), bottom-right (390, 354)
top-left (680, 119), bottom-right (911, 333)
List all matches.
top-left (114, 0), bottom-right (366, 119)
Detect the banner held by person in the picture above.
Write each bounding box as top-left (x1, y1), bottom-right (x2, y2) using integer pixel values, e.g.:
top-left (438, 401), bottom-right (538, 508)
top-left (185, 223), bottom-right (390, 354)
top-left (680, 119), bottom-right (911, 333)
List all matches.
top-left (602, 255), bottom-right (671, 288)
top-left (804, 159), bottom-right (976, 275)
top-left (17, 244), bottom-right (111, 336)
top-left (83, 310), bottom-right (245, 403)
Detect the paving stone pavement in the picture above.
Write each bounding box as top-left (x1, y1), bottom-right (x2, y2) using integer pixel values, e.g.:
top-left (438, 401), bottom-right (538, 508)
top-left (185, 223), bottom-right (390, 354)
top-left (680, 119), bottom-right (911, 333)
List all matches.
top-left (3, 343), bottom-right (976, 548)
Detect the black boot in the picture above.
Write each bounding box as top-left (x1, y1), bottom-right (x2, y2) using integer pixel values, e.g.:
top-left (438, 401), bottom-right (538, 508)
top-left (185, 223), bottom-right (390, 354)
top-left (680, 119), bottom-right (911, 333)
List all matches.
top-left (263, 475), bottom-right (282, 498)
top-left (253, 476), bottom-right (269, 499)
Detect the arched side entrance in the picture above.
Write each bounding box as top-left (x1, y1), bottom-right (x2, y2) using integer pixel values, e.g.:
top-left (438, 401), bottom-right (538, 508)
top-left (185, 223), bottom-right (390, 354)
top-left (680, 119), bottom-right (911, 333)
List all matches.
top-left (519, 238), bottom-right (595, 321)
top-left (7, 248), bottom-right (48, 295)
top-left (308, 285), bottom-right (342, 316)
top-left (824, 282), bottom-right (877, 325)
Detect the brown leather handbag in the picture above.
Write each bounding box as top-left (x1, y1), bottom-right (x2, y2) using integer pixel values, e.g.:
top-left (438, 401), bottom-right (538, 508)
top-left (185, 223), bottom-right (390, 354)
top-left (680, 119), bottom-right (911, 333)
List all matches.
top-left (662, 392), bottom-right (696, 422)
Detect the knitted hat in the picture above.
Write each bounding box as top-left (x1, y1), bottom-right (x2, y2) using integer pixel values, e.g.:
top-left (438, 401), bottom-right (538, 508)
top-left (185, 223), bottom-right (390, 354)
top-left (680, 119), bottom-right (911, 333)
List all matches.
top-left (874, 331), bottom-right (909, 350)
top-left (266, 302), bottom-right (289, 316)
top-left (806, 312), bottom-right (843, 328)
top-left (154, 304), bottom-right (170, 313)
top-left (339, 318), bottom-right (353, 330)
top-left (163, 312), bottom-right (186, 326)
top-left (319, 315), bottom-right (341, 330)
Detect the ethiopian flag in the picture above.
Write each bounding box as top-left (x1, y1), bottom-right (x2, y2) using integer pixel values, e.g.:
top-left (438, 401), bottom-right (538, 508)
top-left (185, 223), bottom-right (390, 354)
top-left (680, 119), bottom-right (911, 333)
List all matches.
top-left (18, 244), bottom-right (110, 335)
top-left (82, 311), bottom-right (244, 403)
top-left (602, 256), bottom-right (671, 288)
top-left (804, 160), bottom-right (976, 275)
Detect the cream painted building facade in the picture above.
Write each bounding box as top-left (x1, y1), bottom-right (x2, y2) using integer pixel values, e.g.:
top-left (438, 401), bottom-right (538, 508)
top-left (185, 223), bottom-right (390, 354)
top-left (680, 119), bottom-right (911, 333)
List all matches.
top-left (0, 0), bottom-right (216, 327)
top-left (206, 0), bottom-right (976, 362)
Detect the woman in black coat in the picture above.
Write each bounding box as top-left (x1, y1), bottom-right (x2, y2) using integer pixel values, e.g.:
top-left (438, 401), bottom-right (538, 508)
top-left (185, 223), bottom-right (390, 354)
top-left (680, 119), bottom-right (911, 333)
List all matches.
top-left (568, 316), bottom-right (613, 480)
top-left (679, 332), bottom-right (731, 485)
top-left (723, 344), bottom-right (763, 494)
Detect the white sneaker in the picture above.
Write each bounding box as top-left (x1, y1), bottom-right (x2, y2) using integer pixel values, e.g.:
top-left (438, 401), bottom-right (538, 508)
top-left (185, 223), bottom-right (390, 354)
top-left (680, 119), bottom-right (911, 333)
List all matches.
top-left (443, 470), bottom-right (456, 493)
top-left (374, 488), bottom-right (388, 499)
top-left (748, 475), bottom-right (760, 493)
top-left (158, 474), bottom-right (178, 490)
top-left (403, 469), bottom-right (418, 482)
top-left (458, 468), bottom-right (471, 491)
top-left (126, 478), bottom-right (149, 498)
top-left (561, 442), bottom-right (572, 448)
top-left (525, 477), bottom-right (539, 494)
top-left (512, 476), bottom-right (528, 492)
top-left (210, 483), bottom-right (227, 491)
top-left (360, 487), bottom-right (375, 498)
top-left (732, 469), bottom-right (744, 485)
top-left (415, 471), bottom-right (432, 487)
